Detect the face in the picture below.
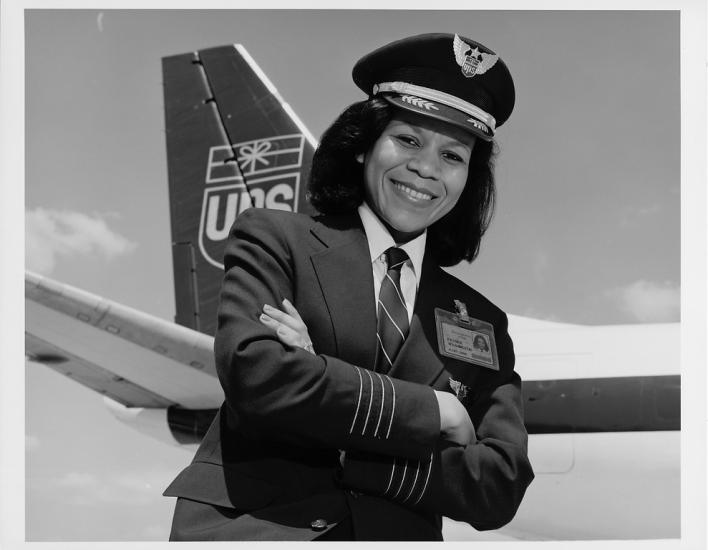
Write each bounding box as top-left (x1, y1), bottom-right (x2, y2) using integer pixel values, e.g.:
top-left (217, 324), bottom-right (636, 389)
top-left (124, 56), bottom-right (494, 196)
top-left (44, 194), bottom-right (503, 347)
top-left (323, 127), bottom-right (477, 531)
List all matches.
top-left (360, 111), bottom-right (476, 243)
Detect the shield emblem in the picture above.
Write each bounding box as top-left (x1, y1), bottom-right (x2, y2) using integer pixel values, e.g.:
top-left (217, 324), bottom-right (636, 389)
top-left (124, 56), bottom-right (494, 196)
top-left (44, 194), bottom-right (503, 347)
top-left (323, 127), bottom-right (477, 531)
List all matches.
top-left (461, 55), bottom-right (480, 77)
top-left (199, 134), bottom-right (305, 268)
top-left (198, 173), bottom-right (301, 268)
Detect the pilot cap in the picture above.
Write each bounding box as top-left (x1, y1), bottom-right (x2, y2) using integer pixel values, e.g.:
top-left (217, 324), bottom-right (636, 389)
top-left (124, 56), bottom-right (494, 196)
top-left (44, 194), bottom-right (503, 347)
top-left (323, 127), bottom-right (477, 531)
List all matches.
top-left (352, 33), bottom-right (515, 141)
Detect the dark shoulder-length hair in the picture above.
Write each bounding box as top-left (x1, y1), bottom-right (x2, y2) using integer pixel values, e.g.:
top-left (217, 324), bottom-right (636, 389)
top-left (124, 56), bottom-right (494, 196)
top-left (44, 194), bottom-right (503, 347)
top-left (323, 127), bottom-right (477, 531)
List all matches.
top-left (308, 98), bottom-right (497, 267)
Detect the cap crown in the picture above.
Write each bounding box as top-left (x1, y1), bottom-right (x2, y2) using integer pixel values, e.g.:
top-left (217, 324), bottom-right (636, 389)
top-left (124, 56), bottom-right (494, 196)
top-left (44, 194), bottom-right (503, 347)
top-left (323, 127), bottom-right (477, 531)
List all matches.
top-left (353, 33), bottom-right (515, 134)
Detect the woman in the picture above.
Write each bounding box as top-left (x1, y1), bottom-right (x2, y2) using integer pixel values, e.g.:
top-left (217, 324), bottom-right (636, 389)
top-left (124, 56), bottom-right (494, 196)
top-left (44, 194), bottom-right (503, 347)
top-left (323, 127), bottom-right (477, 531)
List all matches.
top-left (165, 32), bottom-right (533, 541)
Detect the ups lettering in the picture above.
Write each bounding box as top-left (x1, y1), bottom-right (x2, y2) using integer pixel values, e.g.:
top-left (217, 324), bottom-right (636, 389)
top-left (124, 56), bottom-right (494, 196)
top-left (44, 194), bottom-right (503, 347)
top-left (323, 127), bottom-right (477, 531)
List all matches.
top-left (204, 187), bottom-right (294, 241)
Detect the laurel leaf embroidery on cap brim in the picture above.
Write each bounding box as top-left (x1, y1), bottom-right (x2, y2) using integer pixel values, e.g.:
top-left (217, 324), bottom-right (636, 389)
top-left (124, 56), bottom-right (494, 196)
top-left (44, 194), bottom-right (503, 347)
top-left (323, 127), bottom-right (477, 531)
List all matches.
top-left (401, 95), bottom-right (439, 111)
top-left (467, 119), bottom-right (488, 132)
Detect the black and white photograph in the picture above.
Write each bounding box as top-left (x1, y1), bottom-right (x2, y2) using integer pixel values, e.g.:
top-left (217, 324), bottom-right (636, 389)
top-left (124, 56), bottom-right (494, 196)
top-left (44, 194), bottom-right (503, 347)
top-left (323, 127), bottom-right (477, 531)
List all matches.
top-left (1, 2), bottom-right (706, 547)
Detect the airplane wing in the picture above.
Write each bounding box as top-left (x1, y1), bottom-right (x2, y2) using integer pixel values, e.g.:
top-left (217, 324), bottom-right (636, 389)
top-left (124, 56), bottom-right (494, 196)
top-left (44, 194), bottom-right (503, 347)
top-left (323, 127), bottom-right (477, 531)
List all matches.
top-left (25, 270), bottom-right (223, 410)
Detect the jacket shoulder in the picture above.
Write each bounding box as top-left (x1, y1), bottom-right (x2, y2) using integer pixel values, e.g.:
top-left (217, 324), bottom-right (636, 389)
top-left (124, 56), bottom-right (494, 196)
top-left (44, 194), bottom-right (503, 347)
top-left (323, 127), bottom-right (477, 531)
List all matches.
top-left (234, 207), bottom-right (317, 232)
top-left (438, 268), bottom-right (506, 318)
top-left (432, 265), bottom-right (507, 325)
top-left (229, 208), bottom-right (323, 250)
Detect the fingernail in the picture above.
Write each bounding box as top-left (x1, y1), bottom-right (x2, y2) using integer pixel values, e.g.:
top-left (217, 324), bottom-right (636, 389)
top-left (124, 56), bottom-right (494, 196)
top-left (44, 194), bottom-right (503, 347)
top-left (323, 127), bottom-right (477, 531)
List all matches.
top-left (259, 313), bottom-right (270, 322)
top-left (277, 327), bottom-right (287, 336)
top-left (282, 298), bottom-right (291, 305)
top-left (263, 304), bottom-right (274, 312)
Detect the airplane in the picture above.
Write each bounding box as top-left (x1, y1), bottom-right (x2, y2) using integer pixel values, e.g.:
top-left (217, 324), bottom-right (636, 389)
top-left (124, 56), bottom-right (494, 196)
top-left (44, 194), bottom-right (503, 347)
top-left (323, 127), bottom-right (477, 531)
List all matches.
top-left (25, 44), bottom-right (680, 541)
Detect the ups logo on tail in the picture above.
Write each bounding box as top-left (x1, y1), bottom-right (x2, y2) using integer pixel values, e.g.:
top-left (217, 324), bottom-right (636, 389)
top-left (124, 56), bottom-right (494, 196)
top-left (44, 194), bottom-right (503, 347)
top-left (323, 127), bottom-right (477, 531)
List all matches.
top-left (199, 134), bottom-right (305, 269)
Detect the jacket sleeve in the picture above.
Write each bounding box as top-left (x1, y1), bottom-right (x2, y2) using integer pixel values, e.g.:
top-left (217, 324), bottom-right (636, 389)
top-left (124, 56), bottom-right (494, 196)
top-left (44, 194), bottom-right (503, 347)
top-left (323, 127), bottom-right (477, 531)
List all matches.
top-left (215, 209), bottom-right (440, 461)
top-left (339, 313), bottom-right (534, 530)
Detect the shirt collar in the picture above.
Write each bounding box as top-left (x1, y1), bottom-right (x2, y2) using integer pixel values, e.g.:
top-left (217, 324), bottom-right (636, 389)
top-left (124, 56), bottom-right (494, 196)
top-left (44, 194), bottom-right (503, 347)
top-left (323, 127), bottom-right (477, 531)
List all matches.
top-left (357, 202), bottom-right (426, 282)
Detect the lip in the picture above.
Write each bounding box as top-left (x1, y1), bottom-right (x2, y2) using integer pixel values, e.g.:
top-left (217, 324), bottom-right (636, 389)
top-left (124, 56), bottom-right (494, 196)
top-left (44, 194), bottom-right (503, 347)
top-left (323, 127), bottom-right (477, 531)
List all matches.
top-left (389, 178), bottom-right (438, 203)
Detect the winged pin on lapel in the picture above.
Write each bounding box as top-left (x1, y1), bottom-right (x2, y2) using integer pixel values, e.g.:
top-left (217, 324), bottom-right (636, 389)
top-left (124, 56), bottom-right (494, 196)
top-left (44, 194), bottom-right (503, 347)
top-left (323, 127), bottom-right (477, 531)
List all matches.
top-left (448, 377), bottom-right (470, 401)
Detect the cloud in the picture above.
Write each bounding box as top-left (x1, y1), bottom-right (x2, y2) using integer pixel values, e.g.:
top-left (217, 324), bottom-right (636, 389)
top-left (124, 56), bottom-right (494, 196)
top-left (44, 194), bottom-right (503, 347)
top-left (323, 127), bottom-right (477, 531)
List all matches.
top-left (612, 279), bottom-right (680, 323)
top-left (26, 208), bottom-right (137, 275)
top-left (518, 307), bottom-right (563, 323)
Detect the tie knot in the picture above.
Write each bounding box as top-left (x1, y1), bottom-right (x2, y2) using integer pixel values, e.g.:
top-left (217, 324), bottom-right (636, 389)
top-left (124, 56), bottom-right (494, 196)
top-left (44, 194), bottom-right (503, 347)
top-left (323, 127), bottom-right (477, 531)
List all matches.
top-left (385, 247), bottom-right (408, 272)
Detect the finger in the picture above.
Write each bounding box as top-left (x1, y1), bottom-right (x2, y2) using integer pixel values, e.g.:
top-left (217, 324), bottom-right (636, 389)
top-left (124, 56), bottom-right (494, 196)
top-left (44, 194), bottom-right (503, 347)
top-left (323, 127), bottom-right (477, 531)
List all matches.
top-left (263, 304), bottom-right (302, 332)
top-left (259, 312), bottom-right (279, 328)
top-left (262, 303), bottom-right (291, 322)
top-left (261, 313), bottom-right (300, 347)
top-left (281, 298), bottom-right (304, 322)
top-left (275, 324), bottom-right (302, 347)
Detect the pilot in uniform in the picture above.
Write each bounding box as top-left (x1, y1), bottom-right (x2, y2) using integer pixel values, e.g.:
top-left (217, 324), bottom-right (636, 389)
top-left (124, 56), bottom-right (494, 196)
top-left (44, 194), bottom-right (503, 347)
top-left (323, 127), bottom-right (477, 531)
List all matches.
top-left (164, 33), bottom-right (534, 541)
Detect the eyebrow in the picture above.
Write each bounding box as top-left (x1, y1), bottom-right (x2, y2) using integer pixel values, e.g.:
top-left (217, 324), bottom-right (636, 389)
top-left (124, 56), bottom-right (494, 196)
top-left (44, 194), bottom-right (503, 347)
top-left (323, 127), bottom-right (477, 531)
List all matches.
top-left (448, 138), bottom-right (473, 151)
top-left (442, 137), bottom-right (474, 155)
top-left (391, 122), bottom-right (473, 151)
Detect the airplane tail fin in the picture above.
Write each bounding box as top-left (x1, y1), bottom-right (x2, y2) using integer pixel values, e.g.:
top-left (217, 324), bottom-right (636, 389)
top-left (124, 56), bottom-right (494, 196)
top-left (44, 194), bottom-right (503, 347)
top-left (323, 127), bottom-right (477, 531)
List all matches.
top-left (162, 44), bottom-right (317, 335)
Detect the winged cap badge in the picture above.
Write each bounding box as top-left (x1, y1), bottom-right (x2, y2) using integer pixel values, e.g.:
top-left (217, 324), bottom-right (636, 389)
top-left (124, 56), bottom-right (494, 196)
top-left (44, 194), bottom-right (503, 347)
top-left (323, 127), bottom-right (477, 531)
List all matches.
top-left (453, 34), bottom-right (498, 78)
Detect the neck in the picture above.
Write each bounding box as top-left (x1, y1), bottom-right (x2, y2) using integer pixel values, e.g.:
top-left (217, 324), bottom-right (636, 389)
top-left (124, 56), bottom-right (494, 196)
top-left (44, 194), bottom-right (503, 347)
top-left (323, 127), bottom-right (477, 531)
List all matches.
top-left (364, 202), bottom-right (423, 245)
top-left (386, 224), bottom-right (423, 245)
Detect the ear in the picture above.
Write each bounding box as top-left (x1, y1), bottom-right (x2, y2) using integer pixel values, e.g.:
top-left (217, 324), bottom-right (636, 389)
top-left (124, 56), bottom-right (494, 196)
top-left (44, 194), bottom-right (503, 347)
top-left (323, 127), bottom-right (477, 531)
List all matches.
top-left (355, 153), bottom-right (364, 164)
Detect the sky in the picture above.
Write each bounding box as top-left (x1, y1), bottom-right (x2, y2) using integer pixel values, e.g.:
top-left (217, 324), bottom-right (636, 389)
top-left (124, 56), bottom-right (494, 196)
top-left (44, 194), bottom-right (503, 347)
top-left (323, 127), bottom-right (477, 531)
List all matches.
top-left (1, 3), bottom-right (705, 545)
top-left (23, 9), bottom-right (683, 326)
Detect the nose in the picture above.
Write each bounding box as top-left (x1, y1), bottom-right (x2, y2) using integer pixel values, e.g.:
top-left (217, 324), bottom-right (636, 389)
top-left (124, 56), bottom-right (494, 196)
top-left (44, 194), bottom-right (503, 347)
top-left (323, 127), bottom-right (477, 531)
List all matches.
top-left (406, 146), bottom-right (440, 180)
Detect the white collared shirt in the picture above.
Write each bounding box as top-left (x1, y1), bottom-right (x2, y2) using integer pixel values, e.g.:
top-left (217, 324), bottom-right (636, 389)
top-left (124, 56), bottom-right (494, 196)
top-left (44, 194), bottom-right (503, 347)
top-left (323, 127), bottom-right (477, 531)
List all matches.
top-left (357, 202), bottom-right (426, 322)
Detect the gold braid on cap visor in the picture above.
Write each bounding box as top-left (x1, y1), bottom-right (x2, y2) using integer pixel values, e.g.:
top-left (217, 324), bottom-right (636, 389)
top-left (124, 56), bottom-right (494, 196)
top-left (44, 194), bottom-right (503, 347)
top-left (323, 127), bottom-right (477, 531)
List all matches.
top-left (374, 81), bottom-right (497, 132)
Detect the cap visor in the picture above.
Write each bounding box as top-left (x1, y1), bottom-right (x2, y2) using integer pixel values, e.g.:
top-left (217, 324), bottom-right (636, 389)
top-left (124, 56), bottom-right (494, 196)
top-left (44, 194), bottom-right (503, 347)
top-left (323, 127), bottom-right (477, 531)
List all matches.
top-left (382, 94), bottom-right (494, 142)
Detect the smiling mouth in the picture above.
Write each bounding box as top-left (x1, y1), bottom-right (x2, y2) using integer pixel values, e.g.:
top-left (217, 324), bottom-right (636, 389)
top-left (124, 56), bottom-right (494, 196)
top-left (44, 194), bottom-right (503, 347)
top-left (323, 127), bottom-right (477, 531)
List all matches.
top-left (391, 180), bottom-right (436, 201)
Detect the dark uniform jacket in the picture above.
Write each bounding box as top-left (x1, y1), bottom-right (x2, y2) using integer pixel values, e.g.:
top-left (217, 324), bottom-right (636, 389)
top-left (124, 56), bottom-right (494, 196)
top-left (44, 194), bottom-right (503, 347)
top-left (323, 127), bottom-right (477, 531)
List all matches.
top-left (164, 207), bottom-right (534, 541)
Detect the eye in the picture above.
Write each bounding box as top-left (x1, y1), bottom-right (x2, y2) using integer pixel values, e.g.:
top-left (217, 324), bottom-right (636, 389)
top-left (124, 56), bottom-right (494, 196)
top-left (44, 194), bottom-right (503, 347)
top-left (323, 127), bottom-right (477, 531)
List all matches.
top-left (442, 151), bottom-right (467, 164)
top-left (394, 134), bottom-right (420, 147)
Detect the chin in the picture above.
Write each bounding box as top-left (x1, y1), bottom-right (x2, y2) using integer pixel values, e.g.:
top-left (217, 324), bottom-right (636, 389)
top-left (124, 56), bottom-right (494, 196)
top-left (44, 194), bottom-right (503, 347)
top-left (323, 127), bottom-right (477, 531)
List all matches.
top-left (387, 220), bottom-right (429, 241)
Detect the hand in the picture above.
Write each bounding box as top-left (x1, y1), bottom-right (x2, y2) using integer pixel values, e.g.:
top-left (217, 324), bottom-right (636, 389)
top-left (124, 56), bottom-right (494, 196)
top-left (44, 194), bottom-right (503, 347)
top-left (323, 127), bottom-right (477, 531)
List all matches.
top-left (434, 391), bottom-right (476, 446)
top-left (260, 299), bottom-right (315, 354)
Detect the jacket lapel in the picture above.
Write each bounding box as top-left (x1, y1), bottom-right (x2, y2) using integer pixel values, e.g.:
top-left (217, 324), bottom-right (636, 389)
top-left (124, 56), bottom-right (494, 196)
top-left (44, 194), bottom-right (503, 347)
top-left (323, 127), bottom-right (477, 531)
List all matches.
top-left (388, 255), bottom-right (446, 386)
top-left (309, 216), bottom-right (378, 370)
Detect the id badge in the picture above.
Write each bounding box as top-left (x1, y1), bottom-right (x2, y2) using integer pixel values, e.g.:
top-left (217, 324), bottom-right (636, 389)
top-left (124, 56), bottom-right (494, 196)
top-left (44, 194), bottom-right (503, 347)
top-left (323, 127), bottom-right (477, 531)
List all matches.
top-left (434, 302), bottom-right (499, 370)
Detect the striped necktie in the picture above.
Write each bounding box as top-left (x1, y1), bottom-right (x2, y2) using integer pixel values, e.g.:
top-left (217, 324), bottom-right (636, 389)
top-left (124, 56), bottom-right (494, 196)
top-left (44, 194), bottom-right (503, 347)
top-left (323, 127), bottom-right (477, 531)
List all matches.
top-left (375, 247), bottom-right (410, 374)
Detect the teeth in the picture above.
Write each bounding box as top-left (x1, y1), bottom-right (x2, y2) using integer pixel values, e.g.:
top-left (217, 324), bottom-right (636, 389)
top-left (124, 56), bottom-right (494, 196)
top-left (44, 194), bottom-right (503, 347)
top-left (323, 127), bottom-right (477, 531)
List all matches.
top-left (393, 181), bottom-right (434, 201)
